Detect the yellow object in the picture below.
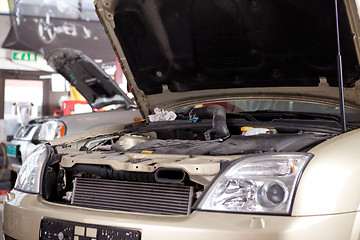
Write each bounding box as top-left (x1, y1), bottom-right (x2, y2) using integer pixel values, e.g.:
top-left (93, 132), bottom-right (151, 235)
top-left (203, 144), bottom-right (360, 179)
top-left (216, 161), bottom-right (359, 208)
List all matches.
top-left (141, 151), bottom-right (154, 154)
top-left (70, 86), bottom-right (86, 101)
top-left (241, 127), bottom-right (253, 131)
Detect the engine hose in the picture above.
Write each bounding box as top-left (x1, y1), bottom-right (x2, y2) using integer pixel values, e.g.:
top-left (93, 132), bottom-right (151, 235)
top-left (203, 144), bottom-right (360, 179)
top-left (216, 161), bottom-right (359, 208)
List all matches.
top-left (189, 105), bottom-right (230, 140)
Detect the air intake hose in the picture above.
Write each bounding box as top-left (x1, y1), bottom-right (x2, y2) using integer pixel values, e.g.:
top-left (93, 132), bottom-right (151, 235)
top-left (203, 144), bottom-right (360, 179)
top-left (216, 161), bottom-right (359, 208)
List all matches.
top-left (190, 105), bottom-right (230, 140)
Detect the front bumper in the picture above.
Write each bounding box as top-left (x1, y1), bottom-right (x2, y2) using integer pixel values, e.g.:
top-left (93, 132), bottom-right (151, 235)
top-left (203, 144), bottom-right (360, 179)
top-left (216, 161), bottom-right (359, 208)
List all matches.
top-left (3, 190), bottom-right (359, 240)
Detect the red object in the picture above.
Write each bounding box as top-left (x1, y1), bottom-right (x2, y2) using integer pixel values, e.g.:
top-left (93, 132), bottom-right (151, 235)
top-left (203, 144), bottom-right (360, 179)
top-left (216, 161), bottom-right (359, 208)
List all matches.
top-left (53, 108), bottom-right (62, 116)
top-left (62, 100), bottom-right (89, 115)
top-left (0, 190), bottom-right (9, 195)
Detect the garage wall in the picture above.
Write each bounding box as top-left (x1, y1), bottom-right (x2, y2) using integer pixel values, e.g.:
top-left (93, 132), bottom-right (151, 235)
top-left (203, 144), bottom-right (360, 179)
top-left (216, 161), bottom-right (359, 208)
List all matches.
top-left (0, 70), bottom-right (63, 120)
top-left (0, 76), bottom-right (4, 119)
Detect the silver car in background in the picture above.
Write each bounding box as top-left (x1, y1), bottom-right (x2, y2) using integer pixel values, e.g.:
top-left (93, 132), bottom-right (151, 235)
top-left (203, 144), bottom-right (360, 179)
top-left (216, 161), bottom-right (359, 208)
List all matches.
top-left (7, 48), bottom-right (141, 170)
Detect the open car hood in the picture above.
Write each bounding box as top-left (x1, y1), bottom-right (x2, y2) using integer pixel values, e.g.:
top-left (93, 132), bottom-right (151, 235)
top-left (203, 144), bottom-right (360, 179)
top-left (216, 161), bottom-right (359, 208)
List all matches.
top-left (94, 0), bottom-right (360, 118)
top-left (47, 48), bottom-right (134, 109)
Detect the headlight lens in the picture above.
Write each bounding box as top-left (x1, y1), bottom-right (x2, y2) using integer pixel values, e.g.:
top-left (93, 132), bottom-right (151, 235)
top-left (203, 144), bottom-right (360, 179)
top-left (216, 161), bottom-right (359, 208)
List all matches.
top-left (37, 120), bottom-right (66, 141)
top-left (15, 144), bottom-right (49, 193)
top-left (196, 153), bottom-right (312, 215)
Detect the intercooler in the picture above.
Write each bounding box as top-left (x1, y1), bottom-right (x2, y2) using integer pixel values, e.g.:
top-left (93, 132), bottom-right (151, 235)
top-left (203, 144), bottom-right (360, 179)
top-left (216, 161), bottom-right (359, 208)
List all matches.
top-left (71, 177), bottom-right (194, 215)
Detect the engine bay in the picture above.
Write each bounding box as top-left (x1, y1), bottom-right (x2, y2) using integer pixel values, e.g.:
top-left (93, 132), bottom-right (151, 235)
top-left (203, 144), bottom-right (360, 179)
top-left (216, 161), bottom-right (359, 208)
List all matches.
top-left (43, 105), bottom-right (341, 214)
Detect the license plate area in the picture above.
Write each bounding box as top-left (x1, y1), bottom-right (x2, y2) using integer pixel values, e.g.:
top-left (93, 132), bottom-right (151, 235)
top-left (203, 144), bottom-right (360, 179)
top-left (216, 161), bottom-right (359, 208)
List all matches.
top-left (40, 218), bottom-right (141, 240)
top-left (6, 144), bottom-right (19, 158)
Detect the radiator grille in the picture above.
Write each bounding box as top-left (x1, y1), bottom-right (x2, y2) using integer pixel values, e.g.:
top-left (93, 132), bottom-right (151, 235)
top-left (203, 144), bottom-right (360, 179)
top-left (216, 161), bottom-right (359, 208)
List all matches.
top-left (71, 178), bottom-right (194, 215)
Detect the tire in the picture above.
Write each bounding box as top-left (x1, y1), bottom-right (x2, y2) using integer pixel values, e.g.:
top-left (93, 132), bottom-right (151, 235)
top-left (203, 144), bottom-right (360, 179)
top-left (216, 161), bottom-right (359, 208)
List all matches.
top-left (0, 169), bottom-right (11, 181)
top-left (0, 156), bottom-right (9, 168)
top-left (0, 181), bottom-right (12, 191)
top-left (0, 144), bottom-right (6, 156)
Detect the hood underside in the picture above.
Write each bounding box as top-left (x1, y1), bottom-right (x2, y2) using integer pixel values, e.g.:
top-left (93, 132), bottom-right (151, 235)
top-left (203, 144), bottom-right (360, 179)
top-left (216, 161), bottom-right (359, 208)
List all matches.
top-left (46, 48), bottom-right (134, 109)
top-left (95, 0), bottom-right (360, 116)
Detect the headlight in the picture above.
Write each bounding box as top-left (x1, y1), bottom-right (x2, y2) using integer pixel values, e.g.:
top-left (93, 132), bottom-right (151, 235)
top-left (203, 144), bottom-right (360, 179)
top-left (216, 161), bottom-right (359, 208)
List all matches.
top-left (37, 120), bottom-right (66, 141)
top-left (196, 153), bottom-right (312, 215)
top-left (15, 144), bottom-right (50, 193)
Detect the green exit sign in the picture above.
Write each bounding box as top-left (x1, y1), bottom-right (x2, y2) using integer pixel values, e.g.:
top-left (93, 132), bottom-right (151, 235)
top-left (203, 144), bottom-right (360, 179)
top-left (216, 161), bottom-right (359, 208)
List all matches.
top-left (12, 51), bottom-right (38, 62)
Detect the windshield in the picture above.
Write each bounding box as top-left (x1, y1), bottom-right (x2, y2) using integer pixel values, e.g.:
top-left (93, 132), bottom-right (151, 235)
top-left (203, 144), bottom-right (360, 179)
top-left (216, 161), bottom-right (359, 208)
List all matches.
top-left (227, 100), bottom-right (346, 113)
top-left (14, 125), bottom-right (39, 140)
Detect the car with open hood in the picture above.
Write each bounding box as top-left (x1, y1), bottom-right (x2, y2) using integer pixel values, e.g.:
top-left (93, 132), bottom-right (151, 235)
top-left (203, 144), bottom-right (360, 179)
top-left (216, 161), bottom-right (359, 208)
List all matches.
top-left (6, 48), bottom-right (141, 171)
top-left (4, 0), bottom-right (360, 239)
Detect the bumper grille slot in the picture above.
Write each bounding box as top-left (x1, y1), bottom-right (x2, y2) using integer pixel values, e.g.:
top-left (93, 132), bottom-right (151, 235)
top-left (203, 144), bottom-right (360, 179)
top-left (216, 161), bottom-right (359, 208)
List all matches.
top-left (71, 178), bottom-right (194, 215)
